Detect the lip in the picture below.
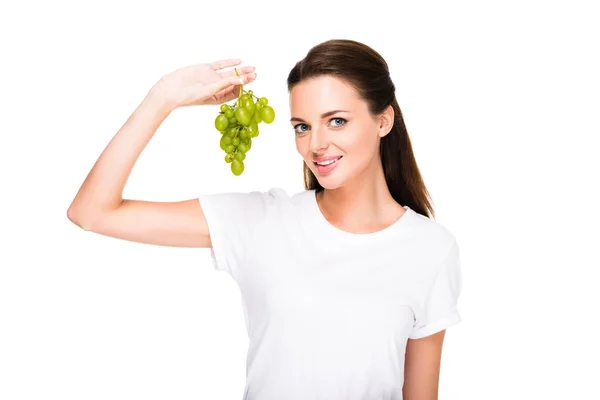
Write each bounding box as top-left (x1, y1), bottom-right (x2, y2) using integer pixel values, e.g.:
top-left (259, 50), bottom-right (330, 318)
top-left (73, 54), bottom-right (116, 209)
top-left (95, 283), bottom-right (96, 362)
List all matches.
top-left (313, 156), bottom-right (342, 175)
top-left (313, 155), bottom-right (343, 163)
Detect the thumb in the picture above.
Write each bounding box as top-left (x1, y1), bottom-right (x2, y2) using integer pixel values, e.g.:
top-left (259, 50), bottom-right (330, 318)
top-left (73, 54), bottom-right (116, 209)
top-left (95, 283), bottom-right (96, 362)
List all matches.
top-left (205, 75), bottom-right (245, 97)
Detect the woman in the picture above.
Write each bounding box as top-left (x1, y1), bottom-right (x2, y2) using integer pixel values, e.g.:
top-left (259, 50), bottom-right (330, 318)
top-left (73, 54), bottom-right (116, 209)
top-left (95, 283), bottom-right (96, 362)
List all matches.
top-left (67, 39), bottom-right (462, 400)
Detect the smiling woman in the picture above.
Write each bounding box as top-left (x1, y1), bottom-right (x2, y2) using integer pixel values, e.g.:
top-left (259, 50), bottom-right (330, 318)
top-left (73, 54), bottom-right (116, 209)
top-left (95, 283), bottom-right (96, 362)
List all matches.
top-left (67, 39), bottom-right (463, 400)
top-left (202, 40), bottom-right (463, 399)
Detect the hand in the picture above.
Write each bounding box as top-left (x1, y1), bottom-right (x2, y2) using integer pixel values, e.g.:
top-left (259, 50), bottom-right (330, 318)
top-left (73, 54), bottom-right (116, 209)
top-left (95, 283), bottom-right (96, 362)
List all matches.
top-left (153, 59), bottom-right (257, 111)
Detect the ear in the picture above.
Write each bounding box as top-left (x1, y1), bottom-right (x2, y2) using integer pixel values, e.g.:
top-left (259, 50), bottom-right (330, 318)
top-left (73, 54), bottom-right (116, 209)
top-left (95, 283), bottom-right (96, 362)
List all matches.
top-left (378, 105), bottom-right (394, 138)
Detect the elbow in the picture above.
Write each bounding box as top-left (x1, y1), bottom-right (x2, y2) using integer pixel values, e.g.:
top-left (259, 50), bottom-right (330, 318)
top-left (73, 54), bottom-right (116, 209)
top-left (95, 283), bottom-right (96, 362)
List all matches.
top-left (67, 206), bottom-right (94, 231)
top-left (67, 198), bottom-right (121, 231)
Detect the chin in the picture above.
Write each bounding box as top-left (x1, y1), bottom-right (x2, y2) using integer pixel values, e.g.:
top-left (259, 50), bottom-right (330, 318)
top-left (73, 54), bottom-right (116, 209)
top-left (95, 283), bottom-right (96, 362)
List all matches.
top-left (311, 170), bottom-right (345, 190)
top-left (317, 180), bottom-right (343, 190)
top-left (305, 159), bottom-right (347, 190)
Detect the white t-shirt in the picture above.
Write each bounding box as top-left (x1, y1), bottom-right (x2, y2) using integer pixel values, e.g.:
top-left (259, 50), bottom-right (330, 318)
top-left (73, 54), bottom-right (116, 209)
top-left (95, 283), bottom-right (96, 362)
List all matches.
top-left (198, 188), bottom-right (462, 400)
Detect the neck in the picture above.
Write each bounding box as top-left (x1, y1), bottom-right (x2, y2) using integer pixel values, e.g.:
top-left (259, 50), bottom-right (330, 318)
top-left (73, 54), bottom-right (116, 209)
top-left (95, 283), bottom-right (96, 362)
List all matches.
top-left (317, 158), bottom-right (400, 230)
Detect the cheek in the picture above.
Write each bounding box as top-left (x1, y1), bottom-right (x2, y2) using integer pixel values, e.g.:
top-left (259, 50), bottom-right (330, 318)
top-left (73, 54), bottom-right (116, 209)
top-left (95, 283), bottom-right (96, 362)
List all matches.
top-left (295, 137), bottom-right (305, 154)
top-left (342, 126), bottom-right (379, 158)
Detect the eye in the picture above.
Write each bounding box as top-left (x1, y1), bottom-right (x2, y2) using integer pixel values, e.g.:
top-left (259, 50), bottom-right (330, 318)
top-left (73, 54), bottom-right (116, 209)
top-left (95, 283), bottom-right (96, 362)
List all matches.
top-left (329, 117), bottom-right (347, 128)
top-left (293, 123), bottom-right (310, 134)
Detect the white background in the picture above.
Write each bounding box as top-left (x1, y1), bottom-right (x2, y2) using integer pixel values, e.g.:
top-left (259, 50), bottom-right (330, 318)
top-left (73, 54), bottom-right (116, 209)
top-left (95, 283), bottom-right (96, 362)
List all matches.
top-left (1, 0), bottom-right (599, 399)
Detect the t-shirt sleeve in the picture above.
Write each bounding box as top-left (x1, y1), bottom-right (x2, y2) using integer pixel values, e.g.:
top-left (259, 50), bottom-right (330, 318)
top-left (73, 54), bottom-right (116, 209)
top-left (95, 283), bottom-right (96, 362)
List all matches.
top-left (197, 190), bottom-right (275, 279)
top-left (410, 239), bottom-right (463, 339)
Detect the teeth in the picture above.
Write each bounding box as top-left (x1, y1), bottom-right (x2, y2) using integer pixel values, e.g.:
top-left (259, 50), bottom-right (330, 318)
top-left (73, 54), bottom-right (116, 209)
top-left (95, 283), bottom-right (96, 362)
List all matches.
top-left (316, 157), bottom-right (340, 166)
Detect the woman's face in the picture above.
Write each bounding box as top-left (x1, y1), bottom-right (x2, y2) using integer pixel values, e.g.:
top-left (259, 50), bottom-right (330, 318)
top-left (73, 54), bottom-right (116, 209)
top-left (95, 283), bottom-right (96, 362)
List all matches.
top-left (289, 75), bottom-right (392, 190)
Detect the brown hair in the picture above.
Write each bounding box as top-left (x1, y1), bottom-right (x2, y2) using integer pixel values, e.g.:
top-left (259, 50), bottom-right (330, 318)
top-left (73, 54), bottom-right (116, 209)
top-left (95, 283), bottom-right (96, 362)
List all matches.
top-left (287, 39), bottom-right (436, 219)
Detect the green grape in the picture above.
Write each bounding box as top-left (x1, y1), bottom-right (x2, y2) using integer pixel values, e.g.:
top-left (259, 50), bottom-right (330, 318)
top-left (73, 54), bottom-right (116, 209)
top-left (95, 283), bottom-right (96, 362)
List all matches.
top-left (225, 153), bottom-right (234, 163)
top-left (232, 137), bottom-right (240, 146)
top-left (239, 128), bottom-right (249, 139)
top-left (231, 159), bottom-right (244, 176)
top-left (226, 126), bottom-right (238, 137)
top-left (228, 116), bottom-right (237, 125)
top-left (224, 108), bottom-right (234, 118)
top-left (242, 98), bottom-right (255, 116)
top-left (246, 137), bottom-right (252, 150)
top-left (255, 102), bottom-right (263, 111)
top-left (225, 144), bottom-right (235, 153)
top-left (219, 135), bottom-right (230, 151)
top-left (248, 121), bottom-right (259, 137)
top-left (215, 114), bottom-right (229, 131)
top-left (220, 104), bottom-right (229, 113)
top-left (234, 151), bottom-right (246, 161)
top-left (235, 107), bottom-right (251, 126)
top-left (253, 110), bottom-right (262, 124)
top-left (261, 106), bottom-right (275, 124)
top-left (259, 97), bottom-right (268, 105)
top-left (237, 142), bottom-right (249, 153)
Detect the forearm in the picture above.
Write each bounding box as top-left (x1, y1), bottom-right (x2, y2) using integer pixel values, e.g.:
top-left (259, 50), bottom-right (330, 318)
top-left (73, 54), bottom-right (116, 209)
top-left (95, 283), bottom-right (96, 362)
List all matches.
top-left (67, 86), bottom-right (172, 223)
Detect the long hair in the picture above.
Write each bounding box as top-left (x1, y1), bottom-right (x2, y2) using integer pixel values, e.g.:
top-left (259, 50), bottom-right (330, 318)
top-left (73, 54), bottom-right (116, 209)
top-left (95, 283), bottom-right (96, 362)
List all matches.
top-left (287, 39), bottom-right (436, 219)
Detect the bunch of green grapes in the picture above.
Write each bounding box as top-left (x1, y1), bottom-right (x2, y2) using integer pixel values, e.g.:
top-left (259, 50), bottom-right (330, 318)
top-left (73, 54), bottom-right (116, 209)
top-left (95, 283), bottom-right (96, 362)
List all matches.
top-left (214, 81), bottom-right (275, 176)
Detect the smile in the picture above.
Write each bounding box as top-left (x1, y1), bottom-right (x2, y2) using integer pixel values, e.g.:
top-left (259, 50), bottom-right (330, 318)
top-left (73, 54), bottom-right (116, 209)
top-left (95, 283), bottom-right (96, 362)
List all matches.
top-left (313, 156), bottom-right (343, 175)
top-left (314, 156), bottom-right (342, 166)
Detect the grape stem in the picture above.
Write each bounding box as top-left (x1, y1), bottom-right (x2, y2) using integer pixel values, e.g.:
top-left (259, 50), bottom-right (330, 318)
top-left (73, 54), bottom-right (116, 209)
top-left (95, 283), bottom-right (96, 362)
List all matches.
top-left (234, 68), bottom-right (243, 99)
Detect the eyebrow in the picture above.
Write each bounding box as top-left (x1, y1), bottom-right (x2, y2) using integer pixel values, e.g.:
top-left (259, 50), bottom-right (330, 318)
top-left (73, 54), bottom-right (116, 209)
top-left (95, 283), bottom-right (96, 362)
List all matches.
top-left (290, 110), bottom-right (350, 123)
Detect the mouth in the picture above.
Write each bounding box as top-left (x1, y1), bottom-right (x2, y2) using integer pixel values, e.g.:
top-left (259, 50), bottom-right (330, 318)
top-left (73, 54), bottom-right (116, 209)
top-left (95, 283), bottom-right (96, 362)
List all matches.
top-left (313, 156), bottom-right (343, 174)
top-left (313, 156), bottom-right (343, 166)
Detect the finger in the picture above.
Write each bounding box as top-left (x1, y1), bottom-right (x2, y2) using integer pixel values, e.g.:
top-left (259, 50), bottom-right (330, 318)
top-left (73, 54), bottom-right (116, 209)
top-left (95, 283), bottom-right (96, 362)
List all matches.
top-left (210, 58), bottom-right (242, 71)
top-left (228, 72), bottom-right (257, 94)
top-left (208, 72), bottom-right (257, 95)
top-left (229, 72), bottom-right (257, 94)
top-left (214, 86), bottom-right (238, 104)
top-left (212, 72), bottom-right (258, 103)
top-left (241, 71), bottom-right (257, 85)
top-left (205, 75), bottom-right (247, 98)
top-left (219, 65), bottom-right (255, 79)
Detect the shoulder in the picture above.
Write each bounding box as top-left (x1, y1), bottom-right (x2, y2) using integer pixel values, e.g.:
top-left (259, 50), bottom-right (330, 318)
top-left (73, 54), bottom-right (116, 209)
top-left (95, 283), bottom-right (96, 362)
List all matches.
top-left (199, 187), bottom-right (314, 215)
top-left (263, 188), bottom-right (317, 220)
top-left (199, 187), bottom-right (308, 203)
top-left (258, 187), bottom-right (316, 208)
top-left (248, 187), bottom-right (313, 206)
top-left (406, 208), bottom-right (458, 264)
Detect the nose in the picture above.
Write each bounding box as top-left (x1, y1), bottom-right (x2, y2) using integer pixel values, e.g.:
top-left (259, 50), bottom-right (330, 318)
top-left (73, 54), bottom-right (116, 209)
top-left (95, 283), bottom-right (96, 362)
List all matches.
top-left (309, 125), bottom-right (329, 154)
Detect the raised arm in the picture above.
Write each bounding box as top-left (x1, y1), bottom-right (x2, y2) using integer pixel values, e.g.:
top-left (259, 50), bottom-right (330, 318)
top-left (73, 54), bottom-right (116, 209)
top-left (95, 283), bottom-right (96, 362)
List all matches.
top-left (67, 60), bottom-right (256, 248)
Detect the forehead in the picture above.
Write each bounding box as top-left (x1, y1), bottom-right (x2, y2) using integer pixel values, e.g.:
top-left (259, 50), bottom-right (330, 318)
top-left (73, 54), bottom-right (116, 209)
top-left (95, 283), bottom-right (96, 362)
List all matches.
top-left (289, 76), bottom-right (362, 115)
